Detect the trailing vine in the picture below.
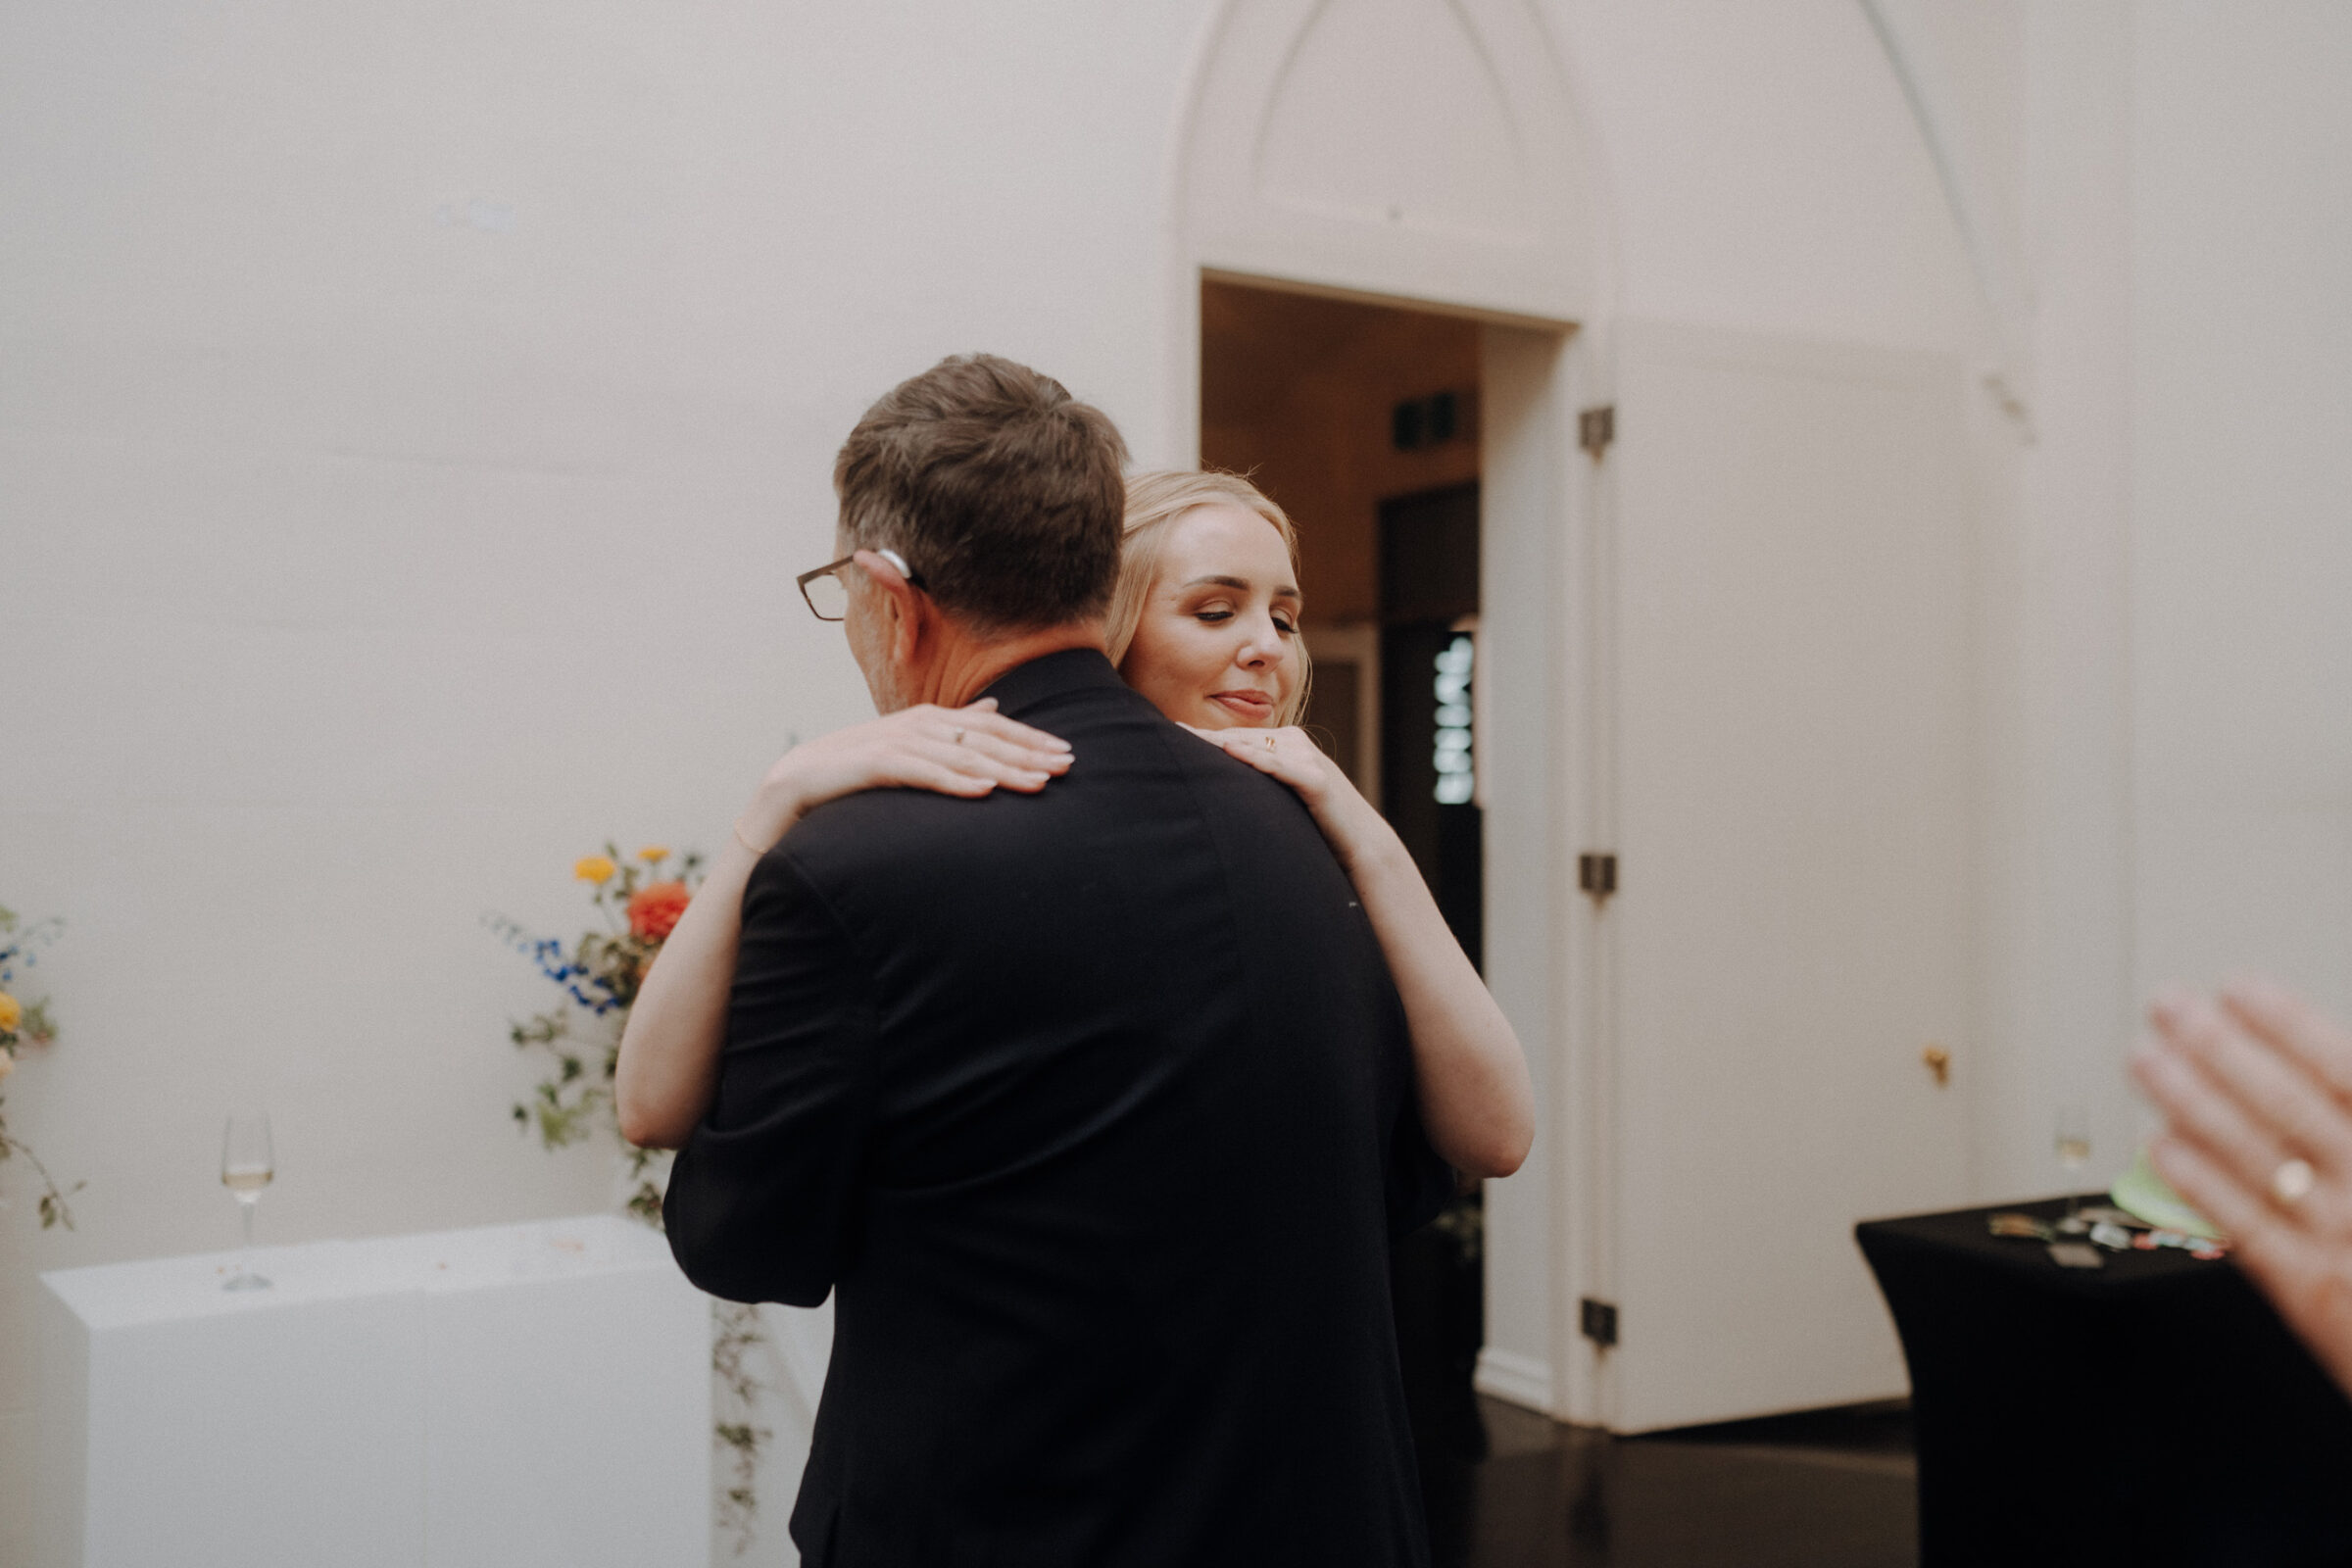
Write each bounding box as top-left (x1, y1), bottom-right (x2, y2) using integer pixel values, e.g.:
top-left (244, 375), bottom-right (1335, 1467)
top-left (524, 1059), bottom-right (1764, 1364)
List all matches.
top-left (492, 846), bottom-right (772, 1555)
top-left (0, 904), bottom-right (79, 1230)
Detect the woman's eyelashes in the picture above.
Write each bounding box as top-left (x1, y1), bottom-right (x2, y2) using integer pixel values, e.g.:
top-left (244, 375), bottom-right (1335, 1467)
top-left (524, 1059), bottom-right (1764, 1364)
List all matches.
top-left (1189, 604), bottom-right (1299, 635)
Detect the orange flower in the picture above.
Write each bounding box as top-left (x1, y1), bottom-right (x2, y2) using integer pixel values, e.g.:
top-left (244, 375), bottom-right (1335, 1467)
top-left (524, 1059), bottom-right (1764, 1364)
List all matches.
top-left (626, 881), bottom-right (692, 942)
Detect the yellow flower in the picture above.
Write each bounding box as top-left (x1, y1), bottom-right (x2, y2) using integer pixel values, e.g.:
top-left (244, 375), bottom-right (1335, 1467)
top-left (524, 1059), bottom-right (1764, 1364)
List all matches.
top-left (573, 856), bottom-right (616, 884)
top-left (0, 992), bottom-right (20, 1034)
top-left (636, 845), bottom-right (670, 864)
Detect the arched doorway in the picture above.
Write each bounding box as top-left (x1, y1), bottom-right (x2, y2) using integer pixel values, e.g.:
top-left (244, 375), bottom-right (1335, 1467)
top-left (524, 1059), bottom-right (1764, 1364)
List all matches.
top-left (1169, 0), bottom-right (1609, 1433)
top-left (1170, 0), bottom-right (1984, 1443)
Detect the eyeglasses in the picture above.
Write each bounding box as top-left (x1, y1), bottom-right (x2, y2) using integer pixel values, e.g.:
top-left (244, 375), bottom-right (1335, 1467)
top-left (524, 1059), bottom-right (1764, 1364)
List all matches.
top-left (797, 548), bottom-right (925, 621)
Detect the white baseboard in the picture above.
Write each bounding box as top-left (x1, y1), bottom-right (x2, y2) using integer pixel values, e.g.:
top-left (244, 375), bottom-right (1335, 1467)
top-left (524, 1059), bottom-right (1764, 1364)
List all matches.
top-left (1472, 1347), bottom-right (1553, 1413)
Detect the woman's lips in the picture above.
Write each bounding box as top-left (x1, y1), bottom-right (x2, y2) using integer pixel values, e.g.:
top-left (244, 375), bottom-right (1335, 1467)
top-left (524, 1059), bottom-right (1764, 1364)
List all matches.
top-left (1209, 690), bottom-right (1275, 721)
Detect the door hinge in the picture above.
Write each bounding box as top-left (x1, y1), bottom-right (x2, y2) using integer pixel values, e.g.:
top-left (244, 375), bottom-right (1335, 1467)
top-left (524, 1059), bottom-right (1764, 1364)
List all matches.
top-left (1580, 1297), bottom-right (1620, 1348)
top-left (1579, 404), bottom-right (1615, 459)
top-left (1579, 852), bottom-right (1618, 905)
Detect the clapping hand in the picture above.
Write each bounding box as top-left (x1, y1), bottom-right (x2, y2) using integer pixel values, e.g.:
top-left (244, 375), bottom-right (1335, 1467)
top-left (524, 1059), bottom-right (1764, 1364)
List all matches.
top-left (738, 699), bottom-right (1074, 852)
top-left (2132, 979), bottom-right (2352, 1396)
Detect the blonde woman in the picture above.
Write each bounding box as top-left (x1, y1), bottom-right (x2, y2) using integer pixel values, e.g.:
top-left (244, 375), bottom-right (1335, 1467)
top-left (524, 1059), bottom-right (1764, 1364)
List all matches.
top-left (618, 471), bottom-right (1532, 1181)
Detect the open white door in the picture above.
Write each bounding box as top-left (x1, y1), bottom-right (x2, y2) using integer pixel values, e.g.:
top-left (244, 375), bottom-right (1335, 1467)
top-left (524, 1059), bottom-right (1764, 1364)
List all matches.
top-left (1604, 319), bottom-right (1977, 1432)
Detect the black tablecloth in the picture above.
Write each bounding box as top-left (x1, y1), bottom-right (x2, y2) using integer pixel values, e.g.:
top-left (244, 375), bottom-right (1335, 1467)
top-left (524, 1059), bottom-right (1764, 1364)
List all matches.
top-left (1857, 1197), bottom-right (2352, 1567)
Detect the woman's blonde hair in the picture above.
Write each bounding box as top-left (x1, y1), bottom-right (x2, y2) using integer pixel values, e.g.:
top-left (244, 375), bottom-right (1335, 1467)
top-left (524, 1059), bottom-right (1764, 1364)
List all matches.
top-left (1107, 469), bottom-right (1312, 727)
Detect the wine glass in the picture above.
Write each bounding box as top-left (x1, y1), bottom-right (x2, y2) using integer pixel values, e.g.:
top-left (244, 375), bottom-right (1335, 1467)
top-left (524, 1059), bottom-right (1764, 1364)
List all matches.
top-left (2055, 1103), bottom-right (2092, 1227)
top-left (220, 1113), bottom-right (275, 1292)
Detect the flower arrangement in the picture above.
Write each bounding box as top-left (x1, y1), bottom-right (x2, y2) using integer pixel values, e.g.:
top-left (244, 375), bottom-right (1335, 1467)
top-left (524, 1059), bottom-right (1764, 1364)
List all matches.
top-left (491, 844), bottom-right (772, 1554)
top-left (487, 843), bottom-right (706, 1217)
top-left (0, 903), bottom-right (80, 1229)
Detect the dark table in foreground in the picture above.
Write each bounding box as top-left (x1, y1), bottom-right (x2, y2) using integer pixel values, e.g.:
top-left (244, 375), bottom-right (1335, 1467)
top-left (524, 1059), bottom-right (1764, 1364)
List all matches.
top-left (1858, 1197), bottom-right (2352, 1568)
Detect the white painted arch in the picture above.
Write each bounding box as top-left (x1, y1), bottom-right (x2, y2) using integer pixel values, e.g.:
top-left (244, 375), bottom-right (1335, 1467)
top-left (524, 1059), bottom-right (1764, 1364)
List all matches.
top-left (1177, 0), bottom-right (1605, 328)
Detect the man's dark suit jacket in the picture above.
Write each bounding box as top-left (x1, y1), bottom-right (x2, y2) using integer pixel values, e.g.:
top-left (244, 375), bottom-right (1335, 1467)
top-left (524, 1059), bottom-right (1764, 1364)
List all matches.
top-left (664, 648), bottom-right (1450, 1568)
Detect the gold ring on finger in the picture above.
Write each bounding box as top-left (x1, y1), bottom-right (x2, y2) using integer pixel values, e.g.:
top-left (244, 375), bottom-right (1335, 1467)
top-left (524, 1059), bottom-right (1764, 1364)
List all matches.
top-left (1263, 733), bottom-right (1277, 752)
top-left (2273, 1156), bottom-right (2317, 1207)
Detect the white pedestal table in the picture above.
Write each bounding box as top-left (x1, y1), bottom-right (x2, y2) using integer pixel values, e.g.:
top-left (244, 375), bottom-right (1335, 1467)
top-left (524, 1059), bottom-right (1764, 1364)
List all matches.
top-left (38, 1214), bottom-right (710, 1567)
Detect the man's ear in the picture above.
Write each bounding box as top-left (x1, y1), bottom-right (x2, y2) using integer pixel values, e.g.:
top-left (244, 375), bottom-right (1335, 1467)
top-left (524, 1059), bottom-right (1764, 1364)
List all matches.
top-left (853, 548), bottom-right (927, 669)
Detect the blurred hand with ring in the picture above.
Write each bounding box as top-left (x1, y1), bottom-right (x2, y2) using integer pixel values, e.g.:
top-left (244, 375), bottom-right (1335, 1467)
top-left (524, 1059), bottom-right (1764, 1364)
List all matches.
top-left (2132, 977), bottom-right (2352, 1397)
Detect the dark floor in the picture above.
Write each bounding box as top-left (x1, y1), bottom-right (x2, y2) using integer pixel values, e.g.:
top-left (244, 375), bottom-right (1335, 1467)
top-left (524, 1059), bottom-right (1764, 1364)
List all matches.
top-left (1426, 1397), bottom-right (1919, 1568)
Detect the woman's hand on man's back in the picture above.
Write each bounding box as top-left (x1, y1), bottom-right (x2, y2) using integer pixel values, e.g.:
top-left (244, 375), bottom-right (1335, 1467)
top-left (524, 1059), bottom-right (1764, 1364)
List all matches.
top-left (1179, 724), bottom-right (1388, 871)
top-left (737, 700), bottom-right (1074, 853)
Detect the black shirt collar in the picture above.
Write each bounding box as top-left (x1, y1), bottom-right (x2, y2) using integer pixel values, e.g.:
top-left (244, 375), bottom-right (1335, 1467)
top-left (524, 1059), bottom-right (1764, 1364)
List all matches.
top-left (975, 646), bottom-right (1129, 719)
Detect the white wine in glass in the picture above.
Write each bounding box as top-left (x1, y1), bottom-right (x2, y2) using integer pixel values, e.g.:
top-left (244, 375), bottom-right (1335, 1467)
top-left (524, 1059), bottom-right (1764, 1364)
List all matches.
top-left (220, 1113), bottom-right (275, 1292)
top-left (2055, 1103), bottom-right (2091, 1221)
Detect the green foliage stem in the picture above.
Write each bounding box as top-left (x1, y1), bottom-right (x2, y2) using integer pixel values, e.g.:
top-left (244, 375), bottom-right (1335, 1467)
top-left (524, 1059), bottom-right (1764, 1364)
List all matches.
top-left (499, 846), bottom-right (769, 1553)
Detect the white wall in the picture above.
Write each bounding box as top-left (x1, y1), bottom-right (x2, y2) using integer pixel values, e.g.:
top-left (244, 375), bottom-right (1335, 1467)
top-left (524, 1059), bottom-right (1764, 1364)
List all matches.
top-left (1871, 0), bottom-right (2146, 1203)
top-left (0, 3), bottom-right (1209, 1560)
top-left (2131, 3), bottom-right (2352, 1026)
top-left (1549, 0), bottom-right (1980, 351)
top-left (1982, 1), bottom-right (2141, 1201)
top-left (1865, 0), bottom-right (2352, 1206)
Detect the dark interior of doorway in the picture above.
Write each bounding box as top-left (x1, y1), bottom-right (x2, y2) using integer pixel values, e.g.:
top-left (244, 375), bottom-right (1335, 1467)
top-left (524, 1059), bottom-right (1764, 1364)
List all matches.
top-left (1379, 479), bottom-right (1483, 971)
top-left (1199, 277), bottom-right (1491, 1526)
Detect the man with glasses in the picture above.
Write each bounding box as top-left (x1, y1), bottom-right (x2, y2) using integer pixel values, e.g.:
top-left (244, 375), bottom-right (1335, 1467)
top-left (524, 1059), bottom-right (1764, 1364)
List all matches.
top-left (656, 354), bottom-right (1447, 1567)
top-left (796, 546), bottom-right (919, 621)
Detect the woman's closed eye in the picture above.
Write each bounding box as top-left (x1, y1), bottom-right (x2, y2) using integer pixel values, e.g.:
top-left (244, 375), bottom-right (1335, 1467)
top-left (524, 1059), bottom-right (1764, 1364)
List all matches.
top-left (1193, 607), bottom-right (1298, 635)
